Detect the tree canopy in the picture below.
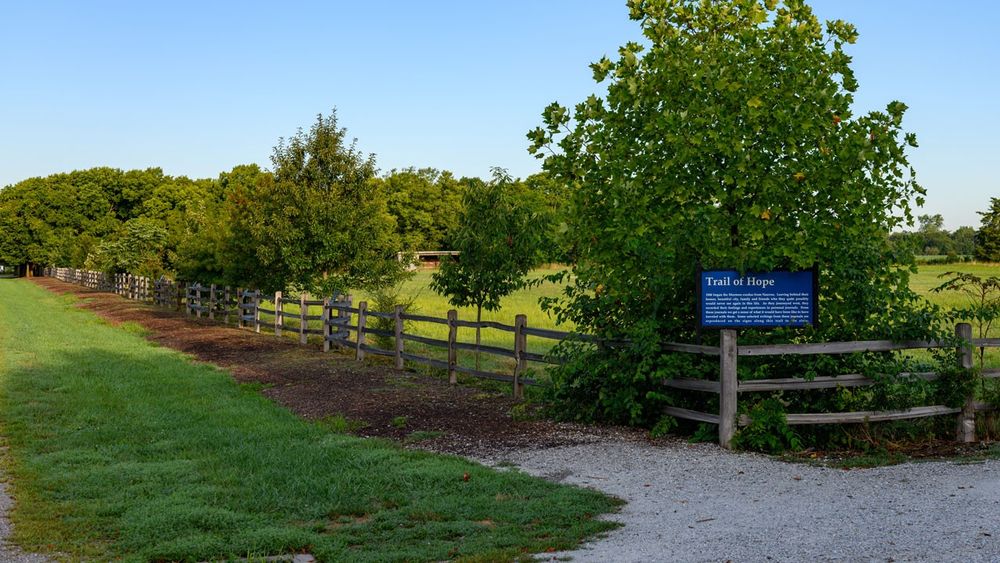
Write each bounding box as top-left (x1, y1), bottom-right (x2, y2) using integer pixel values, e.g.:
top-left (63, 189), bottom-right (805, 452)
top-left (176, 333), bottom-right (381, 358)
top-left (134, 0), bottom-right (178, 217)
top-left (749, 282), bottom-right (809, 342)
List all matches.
top-left (220, 111), bottom-right (406, 295)
top-left (378, 168), bottom-right (466, 251)
top-left (528, 0), bottom-right (938, 426)
top-left (0, 168), bottom-right (218, 277)
top-left (975, 197), bottom-right (1000, 262)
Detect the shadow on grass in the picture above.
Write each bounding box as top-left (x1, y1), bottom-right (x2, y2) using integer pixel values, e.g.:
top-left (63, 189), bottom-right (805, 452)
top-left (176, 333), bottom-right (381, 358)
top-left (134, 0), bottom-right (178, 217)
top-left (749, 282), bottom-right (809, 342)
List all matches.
top-left (0, 346), bottom-right (620, 562)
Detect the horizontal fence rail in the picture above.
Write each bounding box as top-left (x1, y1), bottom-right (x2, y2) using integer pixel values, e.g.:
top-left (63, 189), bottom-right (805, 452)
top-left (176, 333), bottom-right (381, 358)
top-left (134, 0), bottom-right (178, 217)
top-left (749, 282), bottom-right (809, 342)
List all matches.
top-left (664, 324), bottom-right (997, 448)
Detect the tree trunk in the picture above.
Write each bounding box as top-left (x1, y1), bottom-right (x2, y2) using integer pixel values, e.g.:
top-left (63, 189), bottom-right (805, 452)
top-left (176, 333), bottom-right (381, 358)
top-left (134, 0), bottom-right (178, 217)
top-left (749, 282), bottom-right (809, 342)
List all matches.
top-left (476, 304), bottom-right (482, 371)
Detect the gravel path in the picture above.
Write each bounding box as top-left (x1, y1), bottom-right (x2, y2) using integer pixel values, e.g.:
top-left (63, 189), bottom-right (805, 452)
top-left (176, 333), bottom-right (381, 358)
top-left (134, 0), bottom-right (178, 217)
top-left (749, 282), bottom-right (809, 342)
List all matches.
top-left (485, 440), bottom-right (1000, 562)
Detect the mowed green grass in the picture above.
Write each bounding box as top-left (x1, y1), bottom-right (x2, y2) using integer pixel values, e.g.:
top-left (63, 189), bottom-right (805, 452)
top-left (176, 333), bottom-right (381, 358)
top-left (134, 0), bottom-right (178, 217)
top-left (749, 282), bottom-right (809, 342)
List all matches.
top-left (0, 279), bottom-right (619, 562)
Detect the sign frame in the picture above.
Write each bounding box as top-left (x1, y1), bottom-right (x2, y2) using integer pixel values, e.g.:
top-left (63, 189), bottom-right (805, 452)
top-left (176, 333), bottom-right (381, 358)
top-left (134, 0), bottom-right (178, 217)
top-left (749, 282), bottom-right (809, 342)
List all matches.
top-left (695, 265), bottom-right (819, 330)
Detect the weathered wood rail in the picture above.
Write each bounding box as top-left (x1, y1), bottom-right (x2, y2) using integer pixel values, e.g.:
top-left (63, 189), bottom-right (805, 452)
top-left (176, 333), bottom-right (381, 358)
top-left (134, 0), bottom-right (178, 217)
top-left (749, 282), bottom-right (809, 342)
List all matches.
top-left (662, 325), bottom-right (997, 447)
top-left (44, 267), bottom-right (997, 448)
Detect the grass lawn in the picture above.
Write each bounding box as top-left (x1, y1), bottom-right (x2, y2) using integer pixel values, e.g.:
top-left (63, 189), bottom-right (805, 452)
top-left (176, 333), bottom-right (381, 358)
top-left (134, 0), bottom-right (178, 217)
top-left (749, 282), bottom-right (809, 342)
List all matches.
top-left (909, 262), bottom-right (1000, 309)
top-left (910, 262), bottom-right (1000, 368)
top-left (0, 279), bottom-right (619, 562)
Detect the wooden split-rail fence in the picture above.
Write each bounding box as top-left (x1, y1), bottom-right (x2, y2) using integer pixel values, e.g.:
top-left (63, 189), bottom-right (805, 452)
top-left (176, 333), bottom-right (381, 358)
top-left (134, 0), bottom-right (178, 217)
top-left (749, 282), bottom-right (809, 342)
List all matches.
top-left (660, 327), bottom-right (999, 447)
top-left (47, 269), bottom-right (567, 400)
top-left (44, 267), bottom-right (997, 448)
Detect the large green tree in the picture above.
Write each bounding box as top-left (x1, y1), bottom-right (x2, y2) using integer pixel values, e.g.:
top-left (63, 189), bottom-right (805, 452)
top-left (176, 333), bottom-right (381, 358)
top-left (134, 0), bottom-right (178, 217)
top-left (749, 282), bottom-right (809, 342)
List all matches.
top-left (975, 197), bottom-right (1000, 262)
top-left (380, 168), bottom-right (465, 250)
top-left (230, 111), bottom-right (405, 294)
top-left (528, 0), bottom-right (936, 425)
top-left (174, 164), bottom-right (266, 285)
top-left (951, 226), bottom-right (976, 257)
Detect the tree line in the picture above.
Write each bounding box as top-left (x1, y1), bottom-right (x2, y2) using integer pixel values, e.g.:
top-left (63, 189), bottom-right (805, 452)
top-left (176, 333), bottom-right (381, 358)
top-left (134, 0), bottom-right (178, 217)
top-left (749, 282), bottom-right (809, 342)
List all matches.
top-left (889, 211), bottom-right (1000, 261)
top-left (0, 112), bottom-right (568, 296)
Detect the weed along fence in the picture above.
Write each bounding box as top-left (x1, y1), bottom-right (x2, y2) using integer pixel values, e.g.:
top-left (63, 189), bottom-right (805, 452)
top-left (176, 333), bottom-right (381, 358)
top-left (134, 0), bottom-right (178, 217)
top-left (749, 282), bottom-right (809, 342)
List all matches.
top-left (44, 267), bottom-right (997, 448)
top-left (662, 327), bottom-right (1000, 448)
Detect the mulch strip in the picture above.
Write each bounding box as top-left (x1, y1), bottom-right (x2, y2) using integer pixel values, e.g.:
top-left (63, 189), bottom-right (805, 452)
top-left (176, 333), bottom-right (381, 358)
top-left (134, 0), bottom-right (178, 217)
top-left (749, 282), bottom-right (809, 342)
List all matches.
top-left (32, 278), bottom-right (650, 458)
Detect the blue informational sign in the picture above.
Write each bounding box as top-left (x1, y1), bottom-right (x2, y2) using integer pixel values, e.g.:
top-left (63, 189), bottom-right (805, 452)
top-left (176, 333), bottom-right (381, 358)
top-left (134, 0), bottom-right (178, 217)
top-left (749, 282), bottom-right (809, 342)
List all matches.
top-left (698, 269), bottom-right (817, 328)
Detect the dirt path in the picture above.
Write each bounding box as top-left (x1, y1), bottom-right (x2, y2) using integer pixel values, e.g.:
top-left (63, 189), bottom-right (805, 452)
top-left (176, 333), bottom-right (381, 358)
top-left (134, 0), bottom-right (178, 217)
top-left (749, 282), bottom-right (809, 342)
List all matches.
top-left (31, 278), bottom-right (651, 457)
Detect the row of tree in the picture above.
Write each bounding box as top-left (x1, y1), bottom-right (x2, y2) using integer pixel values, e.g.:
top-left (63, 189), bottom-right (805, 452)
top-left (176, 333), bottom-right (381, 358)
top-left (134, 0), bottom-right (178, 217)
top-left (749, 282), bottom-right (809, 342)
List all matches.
top-left (888, 212), bottom-right (995, 260)
top-left (0, 112), bottom-right (568, 297)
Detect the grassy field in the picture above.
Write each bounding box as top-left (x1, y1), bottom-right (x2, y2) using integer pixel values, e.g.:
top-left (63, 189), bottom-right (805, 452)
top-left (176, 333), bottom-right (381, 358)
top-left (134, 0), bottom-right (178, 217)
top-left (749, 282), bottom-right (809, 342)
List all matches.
top-left (910, 262), bottom-right (1000, 368)
top-left (909, 262), bottom-right (1000, 309)
top-left (0, 279), bottom-right (619, 562)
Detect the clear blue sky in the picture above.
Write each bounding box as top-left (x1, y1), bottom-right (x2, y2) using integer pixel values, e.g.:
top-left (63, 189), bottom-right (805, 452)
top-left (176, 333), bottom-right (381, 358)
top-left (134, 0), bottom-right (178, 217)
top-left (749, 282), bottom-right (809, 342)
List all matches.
top-left (1, 1), bottom-right (996, 229)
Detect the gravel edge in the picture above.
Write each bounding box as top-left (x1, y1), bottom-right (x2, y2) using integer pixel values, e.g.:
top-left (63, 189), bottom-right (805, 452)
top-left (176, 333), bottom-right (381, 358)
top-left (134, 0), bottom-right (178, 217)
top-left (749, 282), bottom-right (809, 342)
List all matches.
top-left (478, 438), bottom-right (1000, 563)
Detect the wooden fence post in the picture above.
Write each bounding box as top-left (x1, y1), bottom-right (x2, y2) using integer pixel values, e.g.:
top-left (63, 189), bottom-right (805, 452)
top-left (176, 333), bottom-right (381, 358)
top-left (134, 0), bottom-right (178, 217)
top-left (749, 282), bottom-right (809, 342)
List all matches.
top-left (447, 309), bottom-right (458, 384)
top-left (956, 322), bottom-right (976, 442)
top-left (209, 284), bottom-right (217, 320)
top-left (394, 305), bottom-right (404, 370)
top-left (237, 289), bottom-right (246, 329)
top-left (176, 281), bottom-right (184, 312)
top-left (341, 295), bottom-right (353, 341)
top-left (253, 291), bottom-right (261, 333)
top-left (513, 314), bottom-right (527, 400)
top-left (300, 293), bottom-right (309, 345)
top-left (224, 286), bottom-right (231, 324)
top-left (274, 291), bottom-right (283, 336)
top-left (322, 297), bottom-right (332, 353)
top-left (356, 301), bottom-right (368, 360)
top-left (719, 329), bottom-right (738, 449)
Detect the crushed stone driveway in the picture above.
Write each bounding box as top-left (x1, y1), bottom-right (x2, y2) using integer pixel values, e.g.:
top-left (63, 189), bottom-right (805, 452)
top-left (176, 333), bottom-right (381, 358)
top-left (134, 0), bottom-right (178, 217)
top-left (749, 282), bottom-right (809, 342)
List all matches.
top-left (484, 440), bottom-right (1000, 563)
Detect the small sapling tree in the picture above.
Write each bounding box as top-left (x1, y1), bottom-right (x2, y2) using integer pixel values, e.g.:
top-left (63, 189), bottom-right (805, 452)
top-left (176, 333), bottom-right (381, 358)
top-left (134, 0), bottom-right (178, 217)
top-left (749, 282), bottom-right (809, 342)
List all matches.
top-left (430, 168), bottom-right (547, 369)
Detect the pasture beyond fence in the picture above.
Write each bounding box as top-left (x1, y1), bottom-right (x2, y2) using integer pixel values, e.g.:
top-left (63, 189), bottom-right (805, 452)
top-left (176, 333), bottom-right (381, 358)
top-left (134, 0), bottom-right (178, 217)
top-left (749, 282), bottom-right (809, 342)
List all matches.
top-left (45, 267), bottom-right (997, 448)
